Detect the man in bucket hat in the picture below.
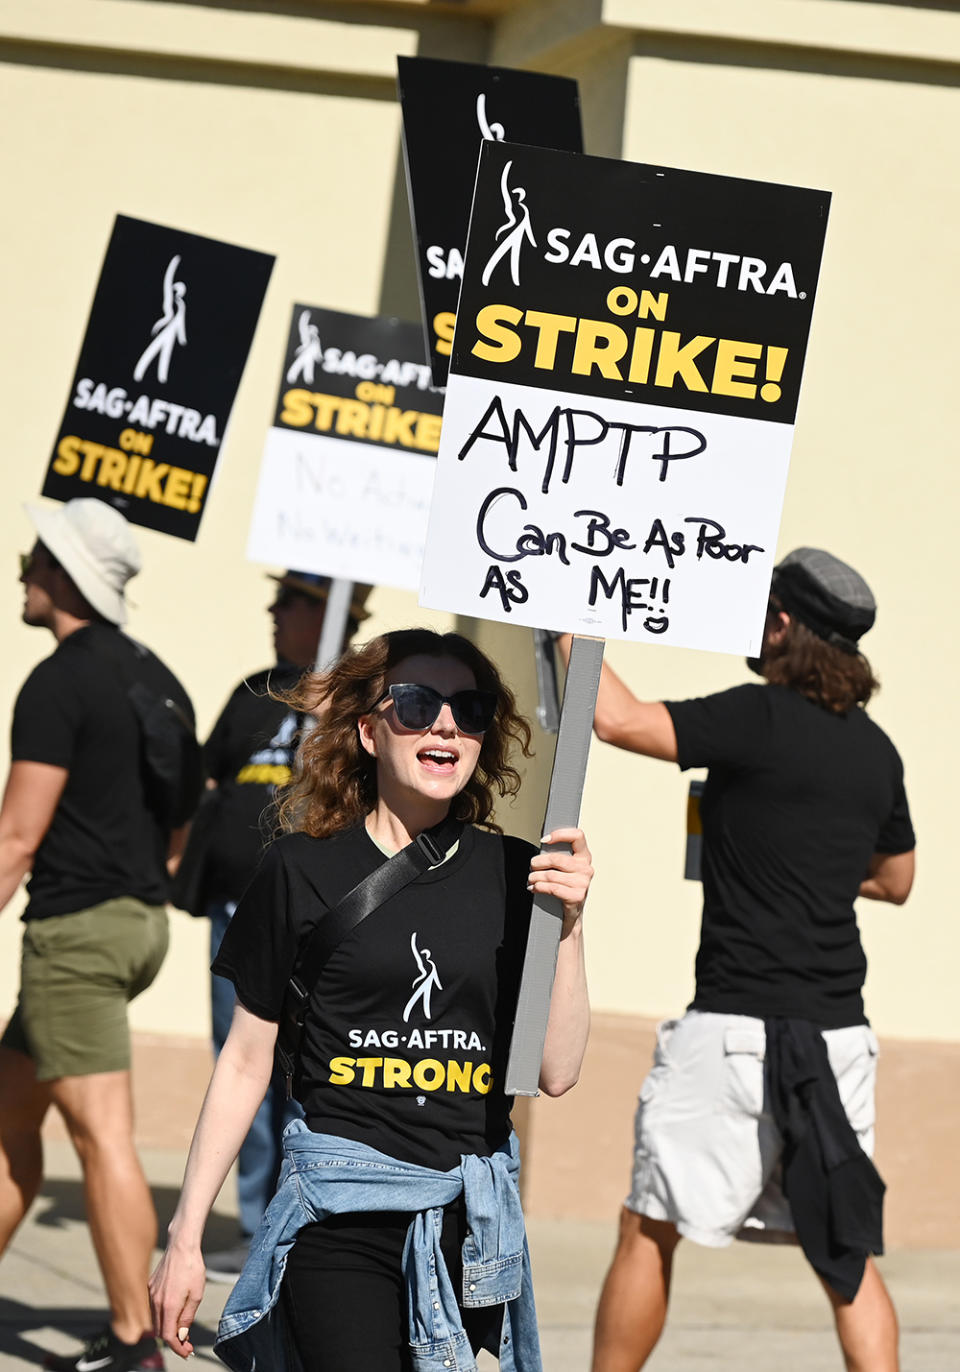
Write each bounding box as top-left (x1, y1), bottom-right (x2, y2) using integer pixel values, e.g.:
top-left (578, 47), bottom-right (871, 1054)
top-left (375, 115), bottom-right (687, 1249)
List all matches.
top-left (0, 498), bottom-right (196, 1372)
top-left (562, 548), bottom-right (915, 1372)
top-left (176, 570), bottom-right (371, 1281)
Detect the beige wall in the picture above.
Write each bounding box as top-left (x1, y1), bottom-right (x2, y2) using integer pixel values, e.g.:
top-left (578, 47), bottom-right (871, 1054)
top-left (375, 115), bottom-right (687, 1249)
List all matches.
top-left (0, 0), bottom-right (957, 1047)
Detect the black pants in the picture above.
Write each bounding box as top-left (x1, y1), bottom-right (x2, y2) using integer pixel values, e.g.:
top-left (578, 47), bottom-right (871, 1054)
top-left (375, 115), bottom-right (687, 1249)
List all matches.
top-left (282, 1205), bottom-right (503, 1372)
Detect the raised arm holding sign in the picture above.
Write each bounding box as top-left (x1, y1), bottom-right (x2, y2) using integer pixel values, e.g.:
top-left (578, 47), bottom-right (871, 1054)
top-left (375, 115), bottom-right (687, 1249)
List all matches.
top-left (419, 139), bottom-right (831, 1093)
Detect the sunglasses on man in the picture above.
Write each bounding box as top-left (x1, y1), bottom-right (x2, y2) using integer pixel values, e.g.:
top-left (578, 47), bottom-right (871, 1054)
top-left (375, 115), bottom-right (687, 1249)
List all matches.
top-left (19, 548), bottom-right (60, 577)
top-left (370, 683), bottom-right (498, 735)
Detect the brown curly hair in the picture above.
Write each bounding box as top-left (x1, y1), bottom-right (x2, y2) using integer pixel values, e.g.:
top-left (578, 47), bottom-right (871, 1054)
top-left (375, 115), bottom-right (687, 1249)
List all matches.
top-left (762, 602), bottom-right (879, 713)
top-left (275, 629), bottom-right (533, 838)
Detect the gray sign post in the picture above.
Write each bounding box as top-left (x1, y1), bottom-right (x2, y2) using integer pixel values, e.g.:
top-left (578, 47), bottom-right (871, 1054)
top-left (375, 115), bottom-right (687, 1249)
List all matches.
top-left (505, 634), bottom-right (604, 1096)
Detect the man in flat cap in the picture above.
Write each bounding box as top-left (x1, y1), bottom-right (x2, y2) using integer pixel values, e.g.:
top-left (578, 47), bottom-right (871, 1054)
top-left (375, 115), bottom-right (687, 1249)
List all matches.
top-left (565, 548), bottom-right (915, 1372)
top-left (179, 571), bottom-right (371, 1280)
top-left (0, 499), bottom-right (197, 1372)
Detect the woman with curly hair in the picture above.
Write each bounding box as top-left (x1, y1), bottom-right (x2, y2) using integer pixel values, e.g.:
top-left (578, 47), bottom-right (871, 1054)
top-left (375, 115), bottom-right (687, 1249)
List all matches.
top-left (150, 628), bottom-right (593, 1372)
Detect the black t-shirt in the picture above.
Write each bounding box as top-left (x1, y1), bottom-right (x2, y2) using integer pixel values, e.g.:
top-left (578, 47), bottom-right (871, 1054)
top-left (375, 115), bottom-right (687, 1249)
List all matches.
top-left (666, 684), bottom-right (915, 1028)
top-left (213, 823), bottom-right (535, 1171)
top-left (11, 623), bottom-right (195, 920)
top-left (201, 666), bottom-right (301, 902)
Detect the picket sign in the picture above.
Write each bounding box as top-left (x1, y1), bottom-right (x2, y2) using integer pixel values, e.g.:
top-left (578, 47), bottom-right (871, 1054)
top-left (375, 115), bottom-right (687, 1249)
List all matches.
top-left (398, 56), bottom-right (582, 388)
top-left (420, 138), bottom-right (830, 1093)
top-left (247, 306), bottom-right (442, 591)
top-left (44, 215), bottom-right (273, 539)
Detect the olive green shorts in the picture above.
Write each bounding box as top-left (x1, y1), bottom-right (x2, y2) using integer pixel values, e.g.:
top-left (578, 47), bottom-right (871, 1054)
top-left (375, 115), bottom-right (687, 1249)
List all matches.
top-left (0, 898), bottom-right (169, 1081)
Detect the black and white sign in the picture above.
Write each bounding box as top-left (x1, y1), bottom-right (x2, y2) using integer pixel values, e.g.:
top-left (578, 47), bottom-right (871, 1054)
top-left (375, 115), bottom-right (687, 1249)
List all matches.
top-left (42, 215), bottom-right (274, 540)
top-left (398, 56), bottom-right (582, 388)
top-left (247, 306), bottom-right (445, 589)
top-left (420, 143), bottom-right (830, 655)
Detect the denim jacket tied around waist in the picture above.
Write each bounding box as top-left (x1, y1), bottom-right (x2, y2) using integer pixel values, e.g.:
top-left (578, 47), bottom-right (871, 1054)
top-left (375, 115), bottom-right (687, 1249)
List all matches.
top-left (214, 1118), bottom-right (541, 1372)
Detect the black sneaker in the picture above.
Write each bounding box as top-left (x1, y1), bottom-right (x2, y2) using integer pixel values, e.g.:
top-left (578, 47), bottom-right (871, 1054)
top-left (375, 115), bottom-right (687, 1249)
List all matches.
top-left (44, 1327), bottom-right (163, 1372)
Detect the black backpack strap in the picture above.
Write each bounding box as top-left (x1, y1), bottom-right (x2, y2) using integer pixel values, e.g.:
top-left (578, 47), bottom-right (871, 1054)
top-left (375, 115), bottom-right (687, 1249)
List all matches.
top-left (276, 814), bottom-right (463, 1097)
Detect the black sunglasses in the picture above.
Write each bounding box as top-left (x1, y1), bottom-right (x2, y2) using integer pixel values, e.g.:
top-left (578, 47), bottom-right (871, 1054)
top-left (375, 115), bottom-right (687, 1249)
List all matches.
top-left (371, 683), bottom-right (498, 735)
top-left (19, 548), bottom-right (59, 577)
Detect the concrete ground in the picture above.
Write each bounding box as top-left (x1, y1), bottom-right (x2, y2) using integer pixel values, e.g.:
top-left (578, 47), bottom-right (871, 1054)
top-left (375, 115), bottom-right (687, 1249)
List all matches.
top-left (1, 1141), bottom-right (958, 1370)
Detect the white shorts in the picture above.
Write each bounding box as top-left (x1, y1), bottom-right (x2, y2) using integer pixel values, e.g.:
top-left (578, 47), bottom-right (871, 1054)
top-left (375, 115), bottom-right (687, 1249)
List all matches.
top-left (627, 1010), bottom-right (879, 1247)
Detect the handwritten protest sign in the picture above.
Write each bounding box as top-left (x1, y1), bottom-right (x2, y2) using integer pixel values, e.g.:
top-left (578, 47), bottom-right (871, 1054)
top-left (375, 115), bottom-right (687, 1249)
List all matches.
top-left (398, 56), bottom-right (582, 387)
top-left (420, 143), bottom-right (830, 656)
top-left (42, 216), bottom-right (274, 540)
top-left (246, 307), bottom-right (443, 590)
top-left (418, 142), bottom-right (830, 1092)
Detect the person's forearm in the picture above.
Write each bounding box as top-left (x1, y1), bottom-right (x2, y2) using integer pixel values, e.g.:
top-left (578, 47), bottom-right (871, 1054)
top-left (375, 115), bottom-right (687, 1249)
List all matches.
top-left (0, 835), bottom-right (35, 915)
top-left (858, 877), bottom-right (907, 904)
top-left (555, 635), bottom-right (677, 759)
top-left (167, 1039), bottom-right (274, 1247)
top-left (539, 917), bottom-right (589, 1096)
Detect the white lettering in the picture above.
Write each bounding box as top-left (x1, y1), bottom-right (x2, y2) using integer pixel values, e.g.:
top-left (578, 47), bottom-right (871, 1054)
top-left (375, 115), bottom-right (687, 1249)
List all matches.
top-left (544, 227), bottom-right (571, 264)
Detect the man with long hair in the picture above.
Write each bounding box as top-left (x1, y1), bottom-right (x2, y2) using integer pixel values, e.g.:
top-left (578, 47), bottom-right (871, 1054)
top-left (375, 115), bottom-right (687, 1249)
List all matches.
top-left (568, 548), bottom-right (915, 1372)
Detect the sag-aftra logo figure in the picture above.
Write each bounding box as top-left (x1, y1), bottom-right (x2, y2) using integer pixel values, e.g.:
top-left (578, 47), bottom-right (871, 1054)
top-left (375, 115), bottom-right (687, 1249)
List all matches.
top-left (133, 254), bottom-right (187, 384)
top-left (481, 160), bottom-right (537, 289)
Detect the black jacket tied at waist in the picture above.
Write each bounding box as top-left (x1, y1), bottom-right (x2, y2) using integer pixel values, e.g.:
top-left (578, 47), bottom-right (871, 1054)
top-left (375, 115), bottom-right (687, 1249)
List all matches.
top-left (764, 1018), bottom-right (885, 1303)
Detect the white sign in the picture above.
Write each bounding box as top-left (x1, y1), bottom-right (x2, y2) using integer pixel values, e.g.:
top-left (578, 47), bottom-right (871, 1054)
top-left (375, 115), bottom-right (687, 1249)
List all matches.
top-left (418, 142), bottom-right (830, 654)
top-left (247, 426), bottom-right (435, 590)
top-left (247, 305), bottom-right (444, 589)
top-left (420, 375), bottom-right (791, 654)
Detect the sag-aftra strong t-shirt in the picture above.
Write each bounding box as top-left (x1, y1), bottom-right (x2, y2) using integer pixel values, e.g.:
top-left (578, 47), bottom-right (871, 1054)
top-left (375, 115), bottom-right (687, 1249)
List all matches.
top-left (213, 824), bottom-right (535, 1171)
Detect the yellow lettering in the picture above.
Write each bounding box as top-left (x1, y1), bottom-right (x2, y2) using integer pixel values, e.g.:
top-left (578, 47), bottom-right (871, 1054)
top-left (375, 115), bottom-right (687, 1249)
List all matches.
top-left (415, 413), bottom-right (442, 453)
top-left (445, 1060), bottom-right (472, 1093)
top-left (382, 1058), bottom-right (412, 1089)
top-left (471, 305), bottom-right (523, 364)
top-left (79, 441), bottom-right (104, 482)
top-left (654, 332), bottom-right (714, 393)
top-left (328, 1056), bottom-right (356, 1085)
top-left (382, 409), bottom-right (417, 446)
top-left (334, 400), bottom-right (369, 439)
top-left (235, 764), bottom-right (291, 786)
top-left (187, 473), bottom-right (208, 514)
top-left (524, 310), bottom-right (577, 370)
top-left (355, 1057), bottom-right (383, 1087)
top-left (606, 286), bottom-right (638, 316)
top-left (279, 388), bottom-right (315, 427)
top-left (572, 319), bottom-right (628, 379)
top-left (310, 394), bottom-right (339, 431)
top-left (412, 1059), bottom-right (445, 1091)
top-left (433, 310), bottom-right (456, 358)
top-left (472, 1063), bottom-right (492, 1095)
top-left (53, 435), bottom-right (82, 477)
top-left (118, 428), bottom-right (153, 455)
top-left (367, 404), bottom-right (386, 441)
top-left (121, 454), bottom-right (141, 493)
top-left (355, 381), bottom-right (395, 405)
top-left (628, 327), bottom-right (655, 383)
top-left (164, 467), bottom-right (192, 510)
top-left (96, 448), bottom-right (127, 491)
top-left (134, 459), bottom-right (170, 502)
top-left (638, 290), bottom-right (669, 321)
top-left (712, 338), bottom-right (762, 399)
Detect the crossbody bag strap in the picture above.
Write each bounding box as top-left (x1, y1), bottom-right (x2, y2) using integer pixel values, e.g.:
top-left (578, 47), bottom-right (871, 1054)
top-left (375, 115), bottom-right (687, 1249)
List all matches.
top-left (276, 814), bottom-right (463, 1096)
